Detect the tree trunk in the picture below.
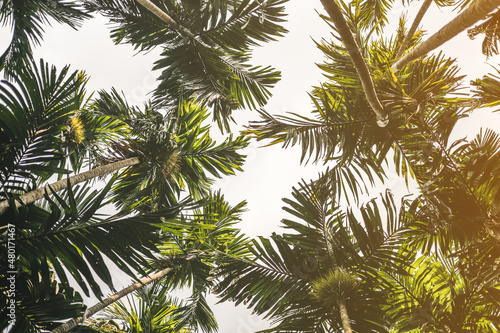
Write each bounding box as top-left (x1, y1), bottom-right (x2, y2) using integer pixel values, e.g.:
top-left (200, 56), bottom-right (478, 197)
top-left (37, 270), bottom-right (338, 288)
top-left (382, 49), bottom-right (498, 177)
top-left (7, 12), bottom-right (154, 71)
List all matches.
top-left (320, 0), bottom-right (388, 127)
top-left (135, 0), bottom-right (194, 39)
top-left (0, 157), bottom-right (140, 215)
top-left (394, 0), bottom-right (433, 61)
top-left (50, 267), bottom-right (174, 333)
top-left (393, 0), bottom-right (500, 69)
top-left (337, 300), bottom-right (353, 333)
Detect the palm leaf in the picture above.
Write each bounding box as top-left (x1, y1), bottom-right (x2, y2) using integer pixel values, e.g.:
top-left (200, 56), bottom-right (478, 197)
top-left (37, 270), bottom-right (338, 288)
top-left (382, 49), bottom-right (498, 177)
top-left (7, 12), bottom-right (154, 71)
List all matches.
top-left (0, 60), bottom-right (88, 198)
top-left (2, 178), bottom-right (188, 299)
top-left (85, 0), bottom-right (287, 131)
top-left (0, 270), bottom-right (87, 332)
top-left (0, 0), bottom-right (90, 76)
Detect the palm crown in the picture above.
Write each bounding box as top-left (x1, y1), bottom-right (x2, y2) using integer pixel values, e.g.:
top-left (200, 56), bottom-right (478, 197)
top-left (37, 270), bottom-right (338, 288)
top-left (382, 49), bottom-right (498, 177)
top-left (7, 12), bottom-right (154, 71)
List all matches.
top-left (85, 0), bottom-right (288, 131)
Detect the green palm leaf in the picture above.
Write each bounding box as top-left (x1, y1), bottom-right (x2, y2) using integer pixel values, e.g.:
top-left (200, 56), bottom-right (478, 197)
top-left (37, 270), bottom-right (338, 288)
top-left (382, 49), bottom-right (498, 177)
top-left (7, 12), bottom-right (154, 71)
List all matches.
top-left (0, 60), bottom-right (87, 199)
top-left (0, 0), bottom-right (90, 76)
top-left (84, 0), bottom-right (287, 131)
top-left (95, 281), bottom-right (190, 332)
top-left (217, 181), bottom-right (412, 332)
top-left (2, 178), bottom-right (188, 299)
top-left (92, 91), bottom-right (249, 212)
top-left (0, 270), bottom-right (87, 332)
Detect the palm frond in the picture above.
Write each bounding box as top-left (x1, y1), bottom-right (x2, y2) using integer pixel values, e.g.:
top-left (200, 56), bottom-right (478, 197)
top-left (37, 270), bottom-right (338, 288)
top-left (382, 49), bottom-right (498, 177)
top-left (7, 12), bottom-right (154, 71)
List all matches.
top-left (468, 9), bottom-right (500, 58)
top-left (0, 0), bottom-right (90, 76)
top-left (0, 270), bottom-right (86, 332)
top-left (2, 178), bottom-right (187, 299)
top-left (0, 59), bottom-right (87, 199)
top-left (472, 66), bottom-right (500, 110)
top-left (95, 96), bottom-right (249, 212)
top-left (216, 181), bottom-right (412, 332)
top-left (96, 280), bottom-right (190, 332)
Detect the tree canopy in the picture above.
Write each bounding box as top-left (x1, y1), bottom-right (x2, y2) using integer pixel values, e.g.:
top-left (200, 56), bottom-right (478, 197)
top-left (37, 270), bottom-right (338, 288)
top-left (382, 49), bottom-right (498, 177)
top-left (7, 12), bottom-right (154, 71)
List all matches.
top-left (2, 0), bottom-right (500, 332)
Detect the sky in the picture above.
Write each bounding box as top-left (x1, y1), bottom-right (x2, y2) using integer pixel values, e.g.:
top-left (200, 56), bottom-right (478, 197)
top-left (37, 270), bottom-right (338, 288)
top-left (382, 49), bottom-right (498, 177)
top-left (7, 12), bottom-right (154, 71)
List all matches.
top-left (2, 0), bottom-right (500, 331)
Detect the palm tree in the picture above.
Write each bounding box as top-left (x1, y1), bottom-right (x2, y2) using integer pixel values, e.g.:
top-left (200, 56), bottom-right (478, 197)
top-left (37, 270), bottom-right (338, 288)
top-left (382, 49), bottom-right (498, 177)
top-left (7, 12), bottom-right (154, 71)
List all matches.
top-left (216, 181), bottom-right (410, 332)
top-left (51, 191), bottom-right (254, 333)
top-left (393, 0), bottom-right (500, 69)
top-left (238, 2), bottom-right (500, 328)
top-left (245, 31), bottom-right (468, 189)
top-left (0, 176), bottom-right (194, 332)
top-left (0, 0), bottom-right (91, 76)
top-left (215, 176), bottom-right (500, 331)
top-left (84, 0), bottom-right (288, 131)
top-left (319, 0), bottom-right (388, 126)
top-left (90, 280), bottom-right (191, 332)
top-left (0, 88), bottom-right (249, 215)
top-left (247, 17), bottom-right (500, 252)
top-left (468, 9), bottom-right (500, 57)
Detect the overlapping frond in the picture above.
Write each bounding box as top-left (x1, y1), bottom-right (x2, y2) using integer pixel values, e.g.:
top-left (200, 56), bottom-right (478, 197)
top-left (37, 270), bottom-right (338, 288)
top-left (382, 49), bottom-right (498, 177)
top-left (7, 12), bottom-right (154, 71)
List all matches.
top-left (0, 0), bottom-right (90, 76)
top-left (0, 270), bottom-right (86, 332)
top-left (150, 191), bottom-right (252, 332)
top-left (0, 60), bottom-right (87, 199)
top-left (216, 180), bottom-right (412, 332)
top-left (386, 255), bottom-right (500, 332)
top-left (468, 9), bottom-right (500, 58)
top-left (2, 178), bottom-right (187, 300)
top-left (472, 66), bottom-right (500, 110)
top-left (91, 92), bottom-right (249, 212)
top-left (96, 281), bottom-right (190, 332)
top-left (85, 0), bottom-right (287, 131)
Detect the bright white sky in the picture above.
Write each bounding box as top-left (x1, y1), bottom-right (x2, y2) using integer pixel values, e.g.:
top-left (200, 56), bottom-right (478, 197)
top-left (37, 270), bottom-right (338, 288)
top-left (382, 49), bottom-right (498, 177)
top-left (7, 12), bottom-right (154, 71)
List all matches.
top-left (2, 0), bottom-right (500, 331)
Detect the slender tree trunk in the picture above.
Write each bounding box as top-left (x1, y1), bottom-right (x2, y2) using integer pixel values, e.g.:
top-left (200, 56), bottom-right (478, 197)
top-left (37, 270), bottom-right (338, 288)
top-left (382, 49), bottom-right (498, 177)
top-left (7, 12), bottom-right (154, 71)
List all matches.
top-left (337, 300), bottom-right (353, 333)
top-left (135, 0), bottom-right (194, 39)
top-left (320, 0), bottom-right (388, 127)
top-left (0, 157), bottom-right (140, 215)
top-left (393, 0), bottom-right (500, 69)
top-left (394, 0), bottom-right (433, 61)
top-left (50, 267), bottom-right (174, 333)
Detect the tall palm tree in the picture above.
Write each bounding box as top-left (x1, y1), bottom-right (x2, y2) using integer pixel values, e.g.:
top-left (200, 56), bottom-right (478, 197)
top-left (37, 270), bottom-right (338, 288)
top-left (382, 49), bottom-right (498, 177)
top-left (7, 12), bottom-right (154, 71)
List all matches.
top-left (216, 181), bottom-right (410, 332)
top-left (238, 2), bottom-right (500, 328)
top-left (319, 0), bottom-right (388, 126)
top-left (0, 88), bottom-right (249, 215)
top-left (84, 0), bottom-right (289, 131)
top-left (393, 0), bottom-right (500, 69)
top-left (247, 23), bottom-right (500, 251)
top-left (245, 32), bottom-right (468, 189)
top-left (0, 0), bottom-right (91, 76)
top-left (51, 191), bottom-right (254, 333)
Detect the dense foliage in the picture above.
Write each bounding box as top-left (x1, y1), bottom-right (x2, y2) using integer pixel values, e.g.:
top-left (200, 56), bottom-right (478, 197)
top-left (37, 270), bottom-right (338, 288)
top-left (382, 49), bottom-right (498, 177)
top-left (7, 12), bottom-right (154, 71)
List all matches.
top-left (1, 0), bottom-right (500, 332)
